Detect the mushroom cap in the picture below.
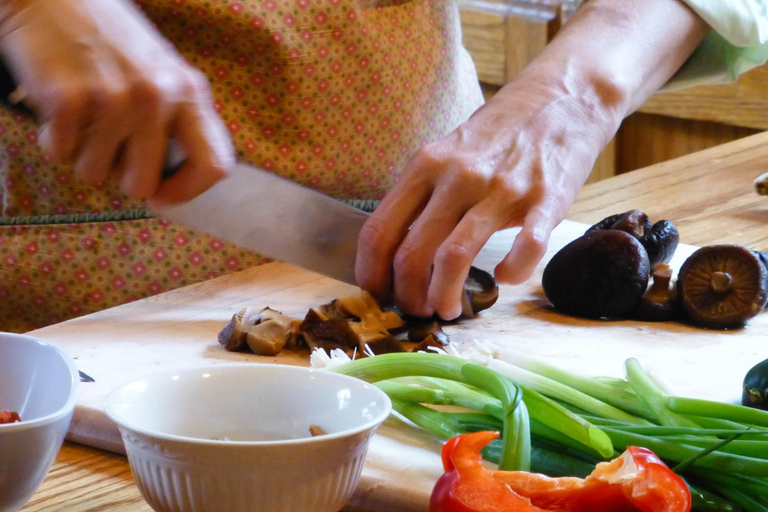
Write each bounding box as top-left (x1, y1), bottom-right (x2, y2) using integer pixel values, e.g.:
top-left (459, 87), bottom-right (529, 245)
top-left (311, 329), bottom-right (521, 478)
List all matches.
top-left (586, 210), bottom-right (679, 267)
top-left (678, 245), bottom-right (768, 329)
top-left (461, 266), bottom-right (500, 318)
top-left (542, 230), bottom-right (650, 319)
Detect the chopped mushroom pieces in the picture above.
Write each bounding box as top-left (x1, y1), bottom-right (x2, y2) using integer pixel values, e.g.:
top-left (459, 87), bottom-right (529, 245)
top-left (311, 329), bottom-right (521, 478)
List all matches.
top-left (309, 425), bottom-right (327, 437)
top-left (218, 307), bottom-right (301, 356)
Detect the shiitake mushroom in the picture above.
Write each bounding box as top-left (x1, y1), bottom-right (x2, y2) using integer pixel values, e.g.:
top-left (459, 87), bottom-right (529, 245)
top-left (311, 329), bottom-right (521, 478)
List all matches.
top-left (542, 230), bottom-right (650, 319)
top-left (743, 358), bottom-right (768, 410)
top-left (633, 263), bottom-right (682, 322)
top-left (587, 210), bottom-right (679, 266)
top-left (461, 266), bottom-right (499, 318)
top-left (677, 245), bottom-right (768, 329)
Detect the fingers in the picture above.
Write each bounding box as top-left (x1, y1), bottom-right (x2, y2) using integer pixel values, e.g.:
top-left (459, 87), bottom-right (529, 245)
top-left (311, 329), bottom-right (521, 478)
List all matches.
top-left (355, 170), bottom-right (432, 305)
top-left (37, 89), bottom-right (89, 163)
top-left (116, 121), bottom-right (166, 198)
top-left (148, 74), bottom-right (232, 206)
top-left (495, 206), bottom-right (559, 285)
top-left (389, 189), bottom-right (470, 318)
top-left (427, 202), bottom-right (507, 319)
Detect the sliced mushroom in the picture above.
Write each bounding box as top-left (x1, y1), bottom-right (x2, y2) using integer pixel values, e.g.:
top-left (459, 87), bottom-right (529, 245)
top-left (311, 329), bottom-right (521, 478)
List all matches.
top-left (411, 333), bottom-right (450, 353)
top-left (542, 230), bottom-right (650, 319)
top-left (365, 335), bottom-right (407, 355)
top-left (633, 264), bottom-right (682, 322)
top-left (587, 210), bottom-right (679, 266)
top-left (461, 266), bottom-right (499, 318)
top-left (336, 291), bottom-right (405, 330)
top-left (678, 245), bottom-right (768, 329)
top-left (245, 308), bottom-right (302, 356)
top-left (218, 307), bottom-right (260, 352)
top-left (407, 320), bottom-right (450, 345)
top-left (299, 308), bottom-right (358, 353)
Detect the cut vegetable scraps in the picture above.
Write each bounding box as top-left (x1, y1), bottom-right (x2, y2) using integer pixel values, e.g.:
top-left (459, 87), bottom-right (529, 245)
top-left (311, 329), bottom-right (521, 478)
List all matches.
top-left (431, 431), bottom-right (691, 512)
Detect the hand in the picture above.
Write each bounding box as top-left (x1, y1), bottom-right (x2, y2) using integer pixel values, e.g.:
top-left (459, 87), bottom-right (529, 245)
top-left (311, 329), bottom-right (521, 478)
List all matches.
top-left (0, 0), bottom-right (233, 205)
top-left (355, 0), bottom-right (708, 320)
top-left (355, 76), bottom-right (617, 320)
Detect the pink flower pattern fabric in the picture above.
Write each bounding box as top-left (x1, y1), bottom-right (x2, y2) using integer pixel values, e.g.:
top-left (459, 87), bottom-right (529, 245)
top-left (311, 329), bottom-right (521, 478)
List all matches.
top-left (0, 0), bottom-right (483, 332)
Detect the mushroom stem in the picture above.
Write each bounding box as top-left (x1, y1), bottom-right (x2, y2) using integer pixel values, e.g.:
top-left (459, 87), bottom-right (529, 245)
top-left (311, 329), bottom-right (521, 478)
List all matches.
top-left (649, 263), bottom-right (672, 293)
top-left (710, 271), bottom-right (733, 295)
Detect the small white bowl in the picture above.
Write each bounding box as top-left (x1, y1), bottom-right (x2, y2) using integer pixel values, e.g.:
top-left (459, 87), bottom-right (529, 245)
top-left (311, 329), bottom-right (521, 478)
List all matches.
top-left (0, 333), bottom-right (79, 512)
top-left (105, 364), bottom-right (391, 512)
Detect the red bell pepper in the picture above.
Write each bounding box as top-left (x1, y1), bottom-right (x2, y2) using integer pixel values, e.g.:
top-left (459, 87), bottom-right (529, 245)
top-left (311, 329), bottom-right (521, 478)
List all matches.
top-left (430, 431), bottom-right (691, 512)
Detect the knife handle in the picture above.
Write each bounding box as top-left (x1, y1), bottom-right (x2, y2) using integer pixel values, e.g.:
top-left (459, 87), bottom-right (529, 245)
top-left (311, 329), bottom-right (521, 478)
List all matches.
top-left (0, 59), bottom-right (184, 178)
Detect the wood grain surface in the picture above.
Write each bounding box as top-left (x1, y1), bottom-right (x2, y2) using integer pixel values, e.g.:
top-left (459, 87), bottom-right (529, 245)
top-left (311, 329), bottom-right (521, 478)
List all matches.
top-left (21, 131), bottom-right (768, 512)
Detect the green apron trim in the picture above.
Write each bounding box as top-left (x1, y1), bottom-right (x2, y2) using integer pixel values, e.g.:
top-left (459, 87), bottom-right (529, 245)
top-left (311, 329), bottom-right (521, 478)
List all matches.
top-left (0, 199), bottom-right (380, 226)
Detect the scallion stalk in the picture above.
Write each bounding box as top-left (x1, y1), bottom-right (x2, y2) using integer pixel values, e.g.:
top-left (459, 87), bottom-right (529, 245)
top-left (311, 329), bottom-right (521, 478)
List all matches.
top-left (625, 358), bottom-right (702, 429)
top-left (329, 352), bottom-right (528, 470)
top-left (668, 396), bottom-right (768, 428)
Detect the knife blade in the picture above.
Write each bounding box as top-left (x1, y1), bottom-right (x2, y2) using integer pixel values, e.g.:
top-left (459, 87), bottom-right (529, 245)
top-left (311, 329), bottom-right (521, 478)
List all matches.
top-left (153, 163), bottom-right (370, 285)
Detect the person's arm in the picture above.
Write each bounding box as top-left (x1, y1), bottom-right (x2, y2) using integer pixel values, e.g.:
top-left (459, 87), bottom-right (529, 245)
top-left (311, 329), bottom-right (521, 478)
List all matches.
top-left (0, 0), bottom-right (231, 205)
top-left (355, 0), bottom-right (710, 319)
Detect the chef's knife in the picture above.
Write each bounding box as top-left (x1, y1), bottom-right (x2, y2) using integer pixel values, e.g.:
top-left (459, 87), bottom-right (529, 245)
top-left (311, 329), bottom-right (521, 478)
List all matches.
top-left (0, 62), bottom-right (369, 285)
top-left (154, 164), bottom-right (370, 285)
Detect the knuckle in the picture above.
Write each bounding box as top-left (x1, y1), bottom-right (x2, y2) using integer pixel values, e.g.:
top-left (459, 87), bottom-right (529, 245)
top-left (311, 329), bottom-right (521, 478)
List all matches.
top-left (179, 69), bottom-right (211, 99)
top-left (521, 229), bottom-right (549, 256)
top-left (435, 242), bottom-right (472, 273)
top-left (130, 79), bottom-right (164, 114)
top-left (357, 218), bottom-right (391, 254)
top-left (393, 241), bottom-right (427, 279)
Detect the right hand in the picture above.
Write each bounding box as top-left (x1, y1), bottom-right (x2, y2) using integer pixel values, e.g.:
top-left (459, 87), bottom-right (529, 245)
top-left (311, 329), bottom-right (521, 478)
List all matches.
top-left (0, 0), bottom-right (233, 205)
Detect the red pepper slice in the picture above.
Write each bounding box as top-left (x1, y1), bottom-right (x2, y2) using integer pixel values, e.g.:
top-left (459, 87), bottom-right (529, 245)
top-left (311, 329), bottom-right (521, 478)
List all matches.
top-left (430, 431), bottom-right (691, 512)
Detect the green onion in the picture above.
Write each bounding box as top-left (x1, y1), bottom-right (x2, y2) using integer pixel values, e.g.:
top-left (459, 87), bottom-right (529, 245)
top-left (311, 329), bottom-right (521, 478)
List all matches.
top-left (491, 348), bottom-right (653, 419)
top-left (330, 353), bottom-right (528, 470)
top-left (625, 358), bottom-right (702, 429)
top-left (480, 357), bottom-right (649, 425)
top-left (668, 396), bottom-right (768, 428)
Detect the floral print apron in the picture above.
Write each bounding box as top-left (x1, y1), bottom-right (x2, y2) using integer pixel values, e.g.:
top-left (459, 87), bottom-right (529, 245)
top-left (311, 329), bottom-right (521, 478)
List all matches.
top-left (0, 0), bottom-right (483, 332)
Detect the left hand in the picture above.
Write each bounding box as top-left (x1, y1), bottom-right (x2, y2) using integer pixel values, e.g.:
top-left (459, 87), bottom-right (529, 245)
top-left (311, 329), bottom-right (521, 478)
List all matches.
top-left (354, 74), bottom-right (617, 319)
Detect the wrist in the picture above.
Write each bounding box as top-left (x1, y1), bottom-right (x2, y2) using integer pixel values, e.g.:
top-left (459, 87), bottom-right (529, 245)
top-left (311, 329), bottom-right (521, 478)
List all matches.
top-left (501, 61), bottom-right (627, 150)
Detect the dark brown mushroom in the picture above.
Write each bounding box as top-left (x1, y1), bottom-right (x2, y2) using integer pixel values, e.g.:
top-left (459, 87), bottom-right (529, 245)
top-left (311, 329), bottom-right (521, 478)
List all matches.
top-left (244, 308), bottom-right (302, 356)
top-left (365, 335), bottom-right (407, 355)
top-left (411, 333), bottom-right (450, 353)
top-left (586, 210), bottom-right (679, 266)
top-left (678, 245), bottom-right (768, 329)
top-left (407, 320), bottom-right (450, 345)
top-left (336, 291), bottom-right (405, 330)
top-left (299, 308), bottom-right (358, 353)
top-left (218, 308), bottom-right (252, 352)
top-left (542, 230), bottom-right (650, 319)
top-left (643, 220), bottom-right (680, 267)
top-left (633, 264), bottom-right (682, 322)
top-left (755, 172), bottom-right (768, 196)
top-left (461, 266), bottom-right (499, 318)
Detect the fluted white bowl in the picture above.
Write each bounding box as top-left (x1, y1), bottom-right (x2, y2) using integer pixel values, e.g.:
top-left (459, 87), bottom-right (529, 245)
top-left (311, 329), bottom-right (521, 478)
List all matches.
top-left (0, 333), bottom-right (80, 512)
top-left (105, 364), bottom-right (391, 512)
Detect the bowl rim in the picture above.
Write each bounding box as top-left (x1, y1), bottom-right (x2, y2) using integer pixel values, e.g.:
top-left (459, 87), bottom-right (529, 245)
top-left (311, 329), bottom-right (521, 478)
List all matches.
top-left (104, 363), bottom-right (392, 447)
top-left (0, 333), bottom-right (80, 432)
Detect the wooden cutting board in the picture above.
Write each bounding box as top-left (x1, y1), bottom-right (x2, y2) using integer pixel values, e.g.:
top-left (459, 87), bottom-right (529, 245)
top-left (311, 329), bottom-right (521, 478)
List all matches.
top-left (30, 219), bottom-right (768, 512)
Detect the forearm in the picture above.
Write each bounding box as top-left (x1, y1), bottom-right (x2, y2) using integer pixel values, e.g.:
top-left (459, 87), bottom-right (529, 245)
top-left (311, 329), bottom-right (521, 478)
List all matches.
top-left (502, 0), bottom-right (709, 146)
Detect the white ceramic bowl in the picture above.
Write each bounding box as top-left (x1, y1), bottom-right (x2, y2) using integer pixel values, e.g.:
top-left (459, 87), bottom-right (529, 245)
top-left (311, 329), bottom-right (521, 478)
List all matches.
top-left (105, 364), bottom-right (391, 512)
top-left (0, 333), bottom-right (80, 512)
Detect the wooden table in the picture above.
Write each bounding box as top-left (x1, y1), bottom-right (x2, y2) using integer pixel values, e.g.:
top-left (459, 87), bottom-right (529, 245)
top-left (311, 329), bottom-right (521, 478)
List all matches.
top-left (21, 131), bottom-right (768, 512)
